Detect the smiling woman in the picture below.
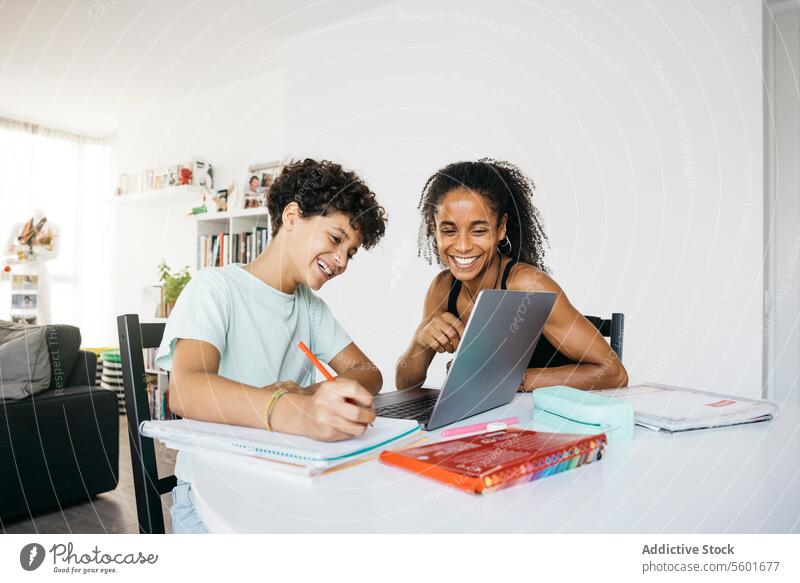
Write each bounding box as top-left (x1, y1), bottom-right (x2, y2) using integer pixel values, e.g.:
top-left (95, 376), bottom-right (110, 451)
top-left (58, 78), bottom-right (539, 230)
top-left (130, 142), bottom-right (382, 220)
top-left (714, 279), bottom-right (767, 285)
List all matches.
top-left (397, 158), bottom-right (627, 393)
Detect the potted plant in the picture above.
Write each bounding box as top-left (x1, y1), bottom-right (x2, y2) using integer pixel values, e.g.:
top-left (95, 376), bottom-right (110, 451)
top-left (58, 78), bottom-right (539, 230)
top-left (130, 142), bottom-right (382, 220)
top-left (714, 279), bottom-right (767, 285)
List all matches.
top-left (158, 260), bottom-right (191, 317)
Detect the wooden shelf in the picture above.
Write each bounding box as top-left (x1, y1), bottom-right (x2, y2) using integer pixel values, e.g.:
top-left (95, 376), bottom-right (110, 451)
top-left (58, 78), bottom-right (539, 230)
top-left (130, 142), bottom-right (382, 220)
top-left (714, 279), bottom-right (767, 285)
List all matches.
top-left (193, 207), bottom-right (270, 222)
top-left (112, 185), bottom-right (205, 204)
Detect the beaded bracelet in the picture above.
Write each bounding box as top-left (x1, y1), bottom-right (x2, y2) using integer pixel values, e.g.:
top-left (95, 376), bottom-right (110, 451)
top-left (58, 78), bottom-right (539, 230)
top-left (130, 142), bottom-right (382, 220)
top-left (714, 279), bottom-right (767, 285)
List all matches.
top-left (265, 388), bottom-right (289, 432)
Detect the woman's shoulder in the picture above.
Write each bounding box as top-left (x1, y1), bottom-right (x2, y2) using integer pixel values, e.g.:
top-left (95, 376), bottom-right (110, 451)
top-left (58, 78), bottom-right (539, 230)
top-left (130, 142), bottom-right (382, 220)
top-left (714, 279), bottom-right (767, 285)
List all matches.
top-left (427, 269), bottom-right (455, 298)
top-left (505, 261), bottom-right (562, 294)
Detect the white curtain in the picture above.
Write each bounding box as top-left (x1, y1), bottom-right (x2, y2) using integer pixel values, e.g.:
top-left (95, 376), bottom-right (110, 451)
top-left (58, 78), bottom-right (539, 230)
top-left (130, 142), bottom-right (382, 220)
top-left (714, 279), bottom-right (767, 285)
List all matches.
top-left (0, 116), bottom-right (116, 346)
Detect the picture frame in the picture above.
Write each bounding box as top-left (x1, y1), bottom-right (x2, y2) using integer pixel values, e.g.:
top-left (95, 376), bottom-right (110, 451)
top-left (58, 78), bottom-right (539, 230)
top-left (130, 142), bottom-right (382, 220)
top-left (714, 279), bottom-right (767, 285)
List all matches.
top-left (11, 292), bottom-right (37, 311)
top-left (226, 180), bottom-right (242, 211)
top-left (167, 165), bottom-right (180, 187)
top-left (11, 274), bottom-right (38, 291)
top-left (192, 159), bottom-right (214, 190)
top-left (242, 161), bottom-right (282, 209)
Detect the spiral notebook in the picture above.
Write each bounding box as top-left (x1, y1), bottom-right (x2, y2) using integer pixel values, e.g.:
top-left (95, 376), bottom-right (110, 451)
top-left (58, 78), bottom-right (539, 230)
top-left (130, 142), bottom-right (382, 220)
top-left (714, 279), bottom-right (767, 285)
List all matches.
top-left (141, 417), bottom-right (421, 474)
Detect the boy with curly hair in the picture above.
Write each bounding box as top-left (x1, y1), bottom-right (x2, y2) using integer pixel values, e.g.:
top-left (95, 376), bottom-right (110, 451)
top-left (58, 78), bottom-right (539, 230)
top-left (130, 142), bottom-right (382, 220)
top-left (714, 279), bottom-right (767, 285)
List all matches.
top-left (155, 158), bottom-right (388, 533)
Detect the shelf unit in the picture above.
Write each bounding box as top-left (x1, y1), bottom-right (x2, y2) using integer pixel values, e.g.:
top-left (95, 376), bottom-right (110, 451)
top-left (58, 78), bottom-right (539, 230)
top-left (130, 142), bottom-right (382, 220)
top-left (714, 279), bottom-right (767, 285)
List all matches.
top-left (194, 207), bottom-right (270, 269)
top-left (193, 207), bottom-right (271, 221)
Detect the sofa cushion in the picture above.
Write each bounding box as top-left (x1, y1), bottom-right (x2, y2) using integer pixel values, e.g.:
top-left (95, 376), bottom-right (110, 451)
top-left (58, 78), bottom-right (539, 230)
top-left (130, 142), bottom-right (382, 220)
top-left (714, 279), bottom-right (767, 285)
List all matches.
top-left (0, 321), bottom-right (51, 400)
top-left (42, 325), bottom-right (81, 390)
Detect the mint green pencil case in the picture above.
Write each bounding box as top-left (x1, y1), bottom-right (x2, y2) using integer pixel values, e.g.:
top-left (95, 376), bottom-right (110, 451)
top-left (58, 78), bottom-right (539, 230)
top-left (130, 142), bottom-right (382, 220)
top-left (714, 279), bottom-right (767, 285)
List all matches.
top-left (531, 386), bottom-right (634, 441)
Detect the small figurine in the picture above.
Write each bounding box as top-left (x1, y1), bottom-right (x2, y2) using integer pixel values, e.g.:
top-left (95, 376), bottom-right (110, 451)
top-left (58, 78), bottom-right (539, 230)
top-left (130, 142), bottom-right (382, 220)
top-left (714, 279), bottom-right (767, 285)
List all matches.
top-left (5, 210), bottom-right (59, 261)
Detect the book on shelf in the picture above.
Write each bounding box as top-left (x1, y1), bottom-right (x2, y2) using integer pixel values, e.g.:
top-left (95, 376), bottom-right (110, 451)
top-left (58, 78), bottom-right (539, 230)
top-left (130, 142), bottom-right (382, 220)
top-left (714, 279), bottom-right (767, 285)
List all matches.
top-left (144, 370), bottom-right (173, 421)
top-left (197, 227), bottom-right (269, 269)
top-left (143, 348), bottom-right (173, 421)
top-left (143, 347), bottom-right (160, 372)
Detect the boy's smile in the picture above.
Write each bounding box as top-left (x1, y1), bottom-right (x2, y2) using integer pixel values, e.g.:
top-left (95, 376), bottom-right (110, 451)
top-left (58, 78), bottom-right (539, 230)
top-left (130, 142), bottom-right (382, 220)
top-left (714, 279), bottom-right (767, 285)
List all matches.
top-left (254, 203), bottom-right (366, 295)
top-left (299, 213), bottom-right (361, 291)
top-left (316, 257), bottom-right (336, 280)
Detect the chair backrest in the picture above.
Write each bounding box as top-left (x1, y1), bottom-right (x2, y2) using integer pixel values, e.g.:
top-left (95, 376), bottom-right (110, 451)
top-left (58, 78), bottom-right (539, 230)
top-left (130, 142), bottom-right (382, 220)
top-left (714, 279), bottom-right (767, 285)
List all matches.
top-left (584, 313), bottom-right (624, 361)
top-left (117, 314), bottom-right (176, 534)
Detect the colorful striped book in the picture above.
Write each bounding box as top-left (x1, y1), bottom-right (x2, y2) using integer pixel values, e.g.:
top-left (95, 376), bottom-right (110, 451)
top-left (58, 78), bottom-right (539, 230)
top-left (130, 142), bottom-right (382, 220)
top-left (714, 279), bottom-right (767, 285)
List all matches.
top-left (379, 429), bottom-right (606, 495)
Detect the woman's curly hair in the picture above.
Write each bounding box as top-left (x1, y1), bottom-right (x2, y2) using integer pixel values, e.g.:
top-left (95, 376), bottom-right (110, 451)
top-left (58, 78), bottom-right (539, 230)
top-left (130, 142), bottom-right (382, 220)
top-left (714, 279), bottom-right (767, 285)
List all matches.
top-left (267, 158), bottom-right (387, 249)
top-left (417, 158), bottom-right (549, 272)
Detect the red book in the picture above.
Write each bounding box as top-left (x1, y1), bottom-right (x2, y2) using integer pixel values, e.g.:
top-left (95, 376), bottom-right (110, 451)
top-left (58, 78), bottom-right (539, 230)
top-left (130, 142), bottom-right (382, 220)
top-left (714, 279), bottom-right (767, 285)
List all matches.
top-left (380, 429), bottom-right (607, 495)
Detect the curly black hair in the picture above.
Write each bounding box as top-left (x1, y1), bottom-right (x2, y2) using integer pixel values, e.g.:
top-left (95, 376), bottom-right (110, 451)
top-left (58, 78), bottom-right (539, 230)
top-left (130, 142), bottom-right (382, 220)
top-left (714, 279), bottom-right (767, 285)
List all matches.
top-left (417, 158), bottom-right (549, 271)
top-left (267, 158), bottom-right (387, 250)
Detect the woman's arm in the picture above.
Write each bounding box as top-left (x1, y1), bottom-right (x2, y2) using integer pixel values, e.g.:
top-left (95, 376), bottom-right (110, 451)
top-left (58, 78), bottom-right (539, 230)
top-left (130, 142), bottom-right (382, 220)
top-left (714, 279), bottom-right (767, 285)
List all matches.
top-left (328, 342), bottom-right (383, 395)
top-left (395, 272), bottom-right (457, 390)
top-left (509, 266), bottom-right (629, 391)
top-left (168, 338), bottom-right (375, 440)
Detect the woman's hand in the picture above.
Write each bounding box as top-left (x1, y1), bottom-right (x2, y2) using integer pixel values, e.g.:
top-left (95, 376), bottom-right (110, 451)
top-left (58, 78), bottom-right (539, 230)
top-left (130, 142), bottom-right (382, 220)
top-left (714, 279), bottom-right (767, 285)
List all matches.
top-left (413, 312), bottom-right (465, 353)
top-left (279, 378), bottom-right (376, 441)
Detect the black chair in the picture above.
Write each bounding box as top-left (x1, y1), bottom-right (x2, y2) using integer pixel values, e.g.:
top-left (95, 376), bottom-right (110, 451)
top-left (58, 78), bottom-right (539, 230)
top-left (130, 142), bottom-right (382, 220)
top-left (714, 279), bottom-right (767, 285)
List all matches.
top-left (585, 313), bottom-right (624, 361)
top-left (117, 314), bottom-right (175, 534)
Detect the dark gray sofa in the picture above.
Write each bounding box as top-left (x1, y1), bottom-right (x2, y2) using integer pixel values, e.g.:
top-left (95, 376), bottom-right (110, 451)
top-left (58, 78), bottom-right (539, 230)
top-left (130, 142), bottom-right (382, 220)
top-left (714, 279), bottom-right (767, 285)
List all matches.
top-left (0, 324), bottom-right (119, 524)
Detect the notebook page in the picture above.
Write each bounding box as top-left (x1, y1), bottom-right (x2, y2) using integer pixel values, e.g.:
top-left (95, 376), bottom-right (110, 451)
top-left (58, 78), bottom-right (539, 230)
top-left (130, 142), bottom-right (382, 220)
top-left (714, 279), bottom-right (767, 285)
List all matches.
top-left (141, 416), bottom-right (420, 463)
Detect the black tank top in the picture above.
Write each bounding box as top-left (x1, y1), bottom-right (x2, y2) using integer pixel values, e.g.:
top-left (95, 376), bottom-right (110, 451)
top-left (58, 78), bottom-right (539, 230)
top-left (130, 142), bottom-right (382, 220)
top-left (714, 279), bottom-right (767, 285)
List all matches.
top-left (447, 259), bottom-right (574, 369)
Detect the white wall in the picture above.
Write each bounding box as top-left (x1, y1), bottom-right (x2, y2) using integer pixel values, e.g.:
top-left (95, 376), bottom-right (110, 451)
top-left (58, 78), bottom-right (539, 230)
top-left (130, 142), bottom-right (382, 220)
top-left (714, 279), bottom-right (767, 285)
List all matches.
top-left (114, 0), bottom-right (764, 397)
top-left (112, 69), bottom-right (286, 318)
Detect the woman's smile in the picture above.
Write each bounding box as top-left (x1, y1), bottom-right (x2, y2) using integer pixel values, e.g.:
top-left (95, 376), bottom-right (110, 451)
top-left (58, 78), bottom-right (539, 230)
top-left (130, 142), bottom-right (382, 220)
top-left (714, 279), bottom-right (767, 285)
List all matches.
top-left (449, 253), bottom-right (482, 272)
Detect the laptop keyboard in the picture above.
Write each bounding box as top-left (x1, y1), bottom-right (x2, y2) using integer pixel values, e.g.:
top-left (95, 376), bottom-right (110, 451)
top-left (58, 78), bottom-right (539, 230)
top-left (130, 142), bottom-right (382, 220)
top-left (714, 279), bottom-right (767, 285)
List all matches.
top-left (374, 394), bottom-right (440, 424)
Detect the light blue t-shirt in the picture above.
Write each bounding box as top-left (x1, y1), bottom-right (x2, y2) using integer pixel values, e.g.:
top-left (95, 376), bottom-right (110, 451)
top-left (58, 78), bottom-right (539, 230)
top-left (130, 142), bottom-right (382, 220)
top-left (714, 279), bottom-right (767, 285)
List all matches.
top-left (155, 264), bottom-right (352, 481)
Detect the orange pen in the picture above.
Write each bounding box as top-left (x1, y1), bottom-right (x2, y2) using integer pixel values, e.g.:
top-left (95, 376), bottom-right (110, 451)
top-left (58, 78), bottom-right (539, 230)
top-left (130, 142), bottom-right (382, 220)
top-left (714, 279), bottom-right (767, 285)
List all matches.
top-left (297, 340), bottom-right (335, 381)
top-left (296, 341), bottom-right (373, 425)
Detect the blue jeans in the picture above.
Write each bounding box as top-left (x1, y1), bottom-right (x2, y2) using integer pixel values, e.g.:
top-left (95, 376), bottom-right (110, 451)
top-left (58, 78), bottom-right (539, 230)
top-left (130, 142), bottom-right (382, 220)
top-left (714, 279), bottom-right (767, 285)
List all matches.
top-left (170, 480), bottom-right (209, 534)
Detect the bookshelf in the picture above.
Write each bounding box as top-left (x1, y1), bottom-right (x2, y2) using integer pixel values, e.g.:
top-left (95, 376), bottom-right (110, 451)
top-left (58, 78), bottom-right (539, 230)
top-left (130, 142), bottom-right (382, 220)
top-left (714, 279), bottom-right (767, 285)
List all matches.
top-left (194, 208), bottom-right (270, 269)
top-left (143, 348), bottom-right (171, 420)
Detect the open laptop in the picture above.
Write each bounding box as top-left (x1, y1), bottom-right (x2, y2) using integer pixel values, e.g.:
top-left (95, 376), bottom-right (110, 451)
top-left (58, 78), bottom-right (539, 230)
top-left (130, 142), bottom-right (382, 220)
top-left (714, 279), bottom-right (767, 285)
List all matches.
top-left (374, 290), bottom-right (556, 430)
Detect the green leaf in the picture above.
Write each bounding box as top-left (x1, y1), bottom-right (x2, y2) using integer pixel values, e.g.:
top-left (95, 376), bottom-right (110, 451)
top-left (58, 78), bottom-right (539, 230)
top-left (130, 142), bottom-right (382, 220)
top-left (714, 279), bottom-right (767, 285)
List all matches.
top-left (158, 260), bottom-right (191, 305)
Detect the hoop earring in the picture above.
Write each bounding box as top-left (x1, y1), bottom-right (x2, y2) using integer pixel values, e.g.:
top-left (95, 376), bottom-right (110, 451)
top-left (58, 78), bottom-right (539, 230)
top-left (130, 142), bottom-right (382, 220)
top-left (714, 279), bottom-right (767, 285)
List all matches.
top-left (498, 235), bottom-right (512, 254)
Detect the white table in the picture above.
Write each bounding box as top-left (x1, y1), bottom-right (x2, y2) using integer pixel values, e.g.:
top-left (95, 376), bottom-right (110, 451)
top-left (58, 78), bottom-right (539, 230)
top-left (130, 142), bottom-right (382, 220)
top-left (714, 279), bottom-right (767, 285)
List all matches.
top-left (190, 395), bottom-right (800, 533)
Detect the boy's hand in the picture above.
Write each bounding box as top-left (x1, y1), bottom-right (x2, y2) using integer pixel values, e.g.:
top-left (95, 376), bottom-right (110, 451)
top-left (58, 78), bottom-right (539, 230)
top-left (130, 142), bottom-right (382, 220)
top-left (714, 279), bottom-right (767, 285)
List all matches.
top-left (413, 312), bottom-right (465, 354)
top-left (295, 378), bottom-right (376, 441)
top-left (271, 380), bottom-right (305, 393)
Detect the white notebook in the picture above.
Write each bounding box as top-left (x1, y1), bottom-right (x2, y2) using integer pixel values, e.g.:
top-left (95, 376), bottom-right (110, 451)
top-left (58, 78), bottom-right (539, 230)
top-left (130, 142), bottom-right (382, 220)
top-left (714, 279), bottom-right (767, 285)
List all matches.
top-left (596, 383), bottom-right (778, 432)
top-left (141, 416), bottom-right (421, 470)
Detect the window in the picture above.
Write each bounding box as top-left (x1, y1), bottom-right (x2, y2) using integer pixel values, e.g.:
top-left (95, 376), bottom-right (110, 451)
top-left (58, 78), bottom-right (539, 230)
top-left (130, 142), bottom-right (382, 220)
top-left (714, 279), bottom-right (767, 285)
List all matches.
top-left (0, 116), bottom-right (115, 345)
